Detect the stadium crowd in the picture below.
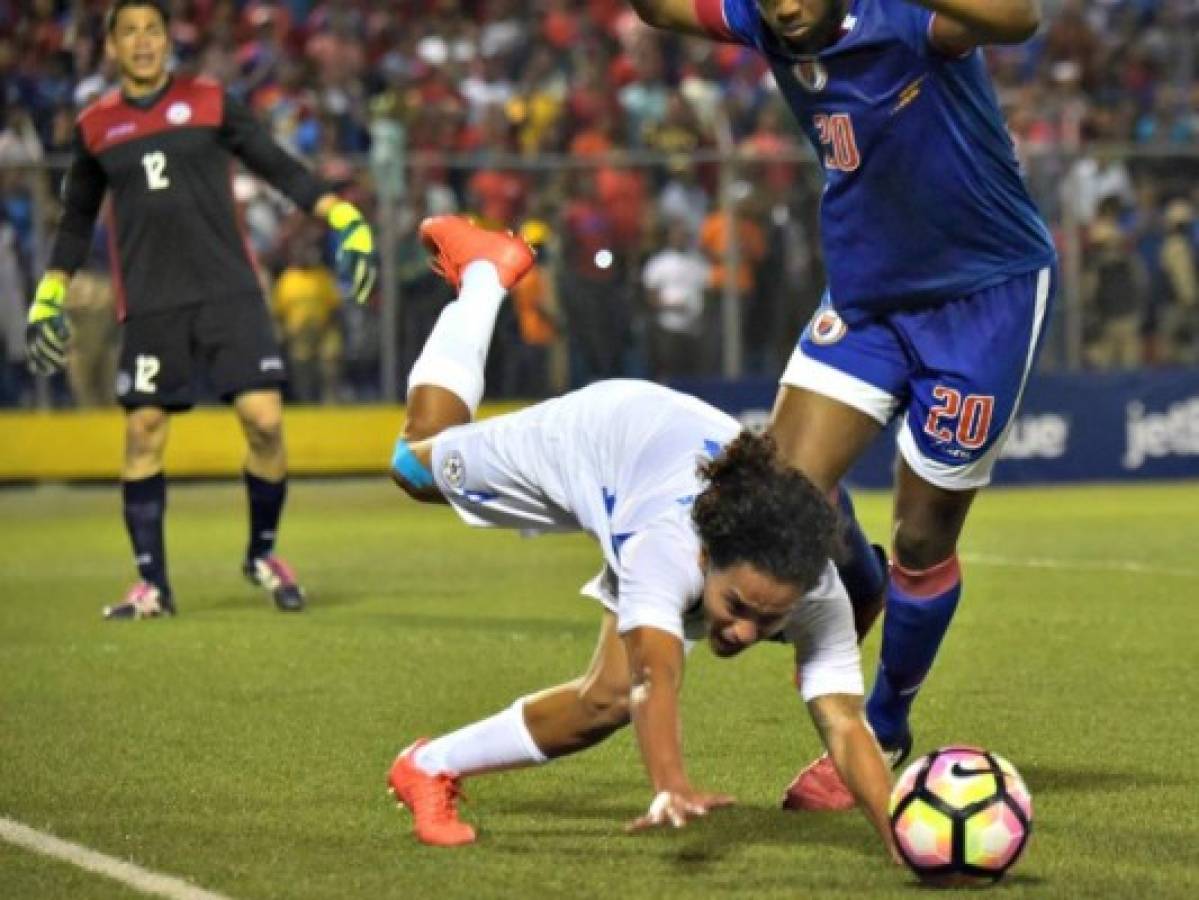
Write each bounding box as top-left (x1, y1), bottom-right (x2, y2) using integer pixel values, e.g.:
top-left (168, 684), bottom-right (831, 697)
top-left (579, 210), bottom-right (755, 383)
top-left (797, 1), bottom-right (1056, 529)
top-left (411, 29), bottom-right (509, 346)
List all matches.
top-left (1, 0), bottom-right (1197, 406)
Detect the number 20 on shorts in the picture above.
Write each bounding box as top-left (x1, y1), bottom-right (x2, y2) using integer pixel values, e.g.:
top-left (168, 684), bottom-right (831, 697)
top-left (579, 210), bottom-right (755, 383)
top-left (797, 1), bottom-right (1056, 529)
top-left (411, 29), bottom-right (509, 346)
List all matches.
top-left (924, 387), bottom-right (994, 451)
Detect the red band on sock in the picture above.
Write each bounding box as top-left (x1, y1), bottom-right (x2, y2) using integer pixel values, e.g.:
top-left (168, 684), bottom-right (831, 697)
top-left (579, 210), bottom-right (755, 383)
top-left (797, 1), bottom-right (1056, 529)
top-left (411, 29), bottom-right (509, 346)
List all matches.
top-left (889, 554), bottom-right (961, 599)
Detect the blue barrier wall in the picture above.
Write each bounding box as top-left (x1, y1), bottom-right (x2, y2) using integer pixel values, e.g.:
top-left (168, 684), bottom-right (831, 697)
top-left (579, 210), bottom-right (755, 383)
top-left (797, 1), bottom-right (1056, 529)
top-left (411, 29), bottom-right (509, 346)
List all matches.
top-left (672, 369), bottom-right (1199, 487)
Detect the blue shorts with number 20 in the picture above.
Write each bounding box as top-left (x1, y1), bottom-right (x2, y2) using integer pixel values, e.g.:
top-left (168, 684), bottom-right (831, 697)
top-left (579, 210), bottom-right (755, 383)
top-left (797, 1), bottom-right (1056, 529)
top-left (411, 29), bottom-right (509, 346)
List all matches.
top-left (781, 266), bottom-right (1057, 490)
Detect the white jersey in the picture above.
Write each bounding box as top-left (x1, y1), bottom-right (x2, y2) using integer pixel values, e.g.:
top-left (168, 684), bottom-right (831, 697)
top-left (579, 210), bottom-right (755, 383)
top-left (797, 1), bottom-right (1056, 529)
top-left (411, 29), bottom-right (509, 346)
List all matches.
top-left (430, 380), bottom-right (862, 701)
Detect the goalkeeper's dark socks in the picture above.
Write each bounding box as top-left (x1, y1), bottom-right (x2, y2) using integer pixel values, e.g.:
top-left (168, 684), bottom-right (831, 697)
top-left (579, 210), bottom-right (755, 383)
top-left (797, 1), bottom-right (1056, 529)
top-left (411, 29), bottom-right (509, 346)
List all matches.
top-left (122, 472), bottom-right (170, 595)
top-left (865, 554), bottom-right (962, 748)
top-left (244, 470), bottom-right (287, 561)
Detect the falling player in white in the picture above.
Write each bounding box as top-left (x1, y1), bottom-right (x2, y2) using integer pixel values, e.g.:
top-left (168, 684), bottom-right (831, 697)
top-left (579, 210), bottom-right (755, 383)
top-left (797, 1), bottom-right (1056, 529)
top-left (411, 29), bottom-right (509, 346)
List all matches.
top-left (384, 216), bottom-right (897, 856)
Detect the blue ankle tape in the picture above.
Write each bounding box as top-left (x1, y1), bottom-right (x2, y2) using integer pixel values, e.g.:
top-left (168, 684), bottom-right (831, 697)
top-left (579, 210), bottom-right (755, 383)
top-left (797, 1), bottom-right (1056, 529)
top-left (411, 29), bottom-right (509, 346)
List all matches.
top-left (391, 438), bottom-right (434, 489)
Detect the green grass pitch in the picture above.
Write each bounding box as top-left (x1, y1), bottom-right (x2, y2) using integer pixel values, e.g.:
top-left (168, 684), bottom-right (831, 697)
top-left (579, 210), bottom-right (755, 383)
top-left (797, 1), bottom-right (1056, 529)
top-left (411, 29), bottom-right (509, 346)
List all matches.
top-left (1, 479), bottom-right (1197, 899)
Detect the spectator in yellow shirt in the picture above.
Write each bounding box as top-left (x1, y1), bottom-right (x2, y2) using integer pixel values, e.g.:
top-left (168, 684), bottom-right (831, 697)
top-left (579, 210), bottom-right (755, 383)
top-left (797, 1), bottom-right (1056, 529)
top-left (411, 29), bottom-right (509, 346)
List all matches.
top-left (272, 236), bottom-right (343, 403)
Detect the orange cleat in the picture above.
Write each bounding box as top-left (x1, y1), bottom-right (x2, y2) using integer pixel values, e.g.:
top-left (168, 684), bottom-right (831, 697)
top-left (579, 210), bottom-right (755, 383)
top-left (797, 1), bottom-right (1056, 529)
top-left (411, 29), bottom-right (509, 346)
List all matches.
top-left (781, 754), bottom-right (856, 812)
top-left (388, 739), bottom-right (477, 847)
top-left (419, 215), bottom-right (535, 293)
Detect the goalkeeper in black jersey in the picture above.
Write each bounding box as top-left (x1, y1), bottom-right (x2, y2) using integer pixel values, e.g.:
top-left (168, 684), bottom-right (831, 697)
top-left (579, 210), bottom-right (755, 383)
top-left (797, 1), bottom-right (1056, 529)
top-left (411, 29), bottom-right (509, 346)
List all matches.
top-left (25, 0), bottom-right (379, 618)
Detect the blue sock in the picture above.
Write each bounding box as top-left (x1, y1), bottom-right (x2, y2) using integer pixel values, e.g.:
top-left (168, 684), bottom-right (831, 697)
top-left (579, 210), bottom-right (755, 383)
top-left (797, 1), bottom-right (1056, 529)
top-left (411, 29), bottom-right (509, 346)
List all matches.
top-left (865, 556), bottom-right (962, 747)
top-left (244, 470), bottom-right (287, 561)
top-left (123, 473), bottom-right (169, 595)
top-left (833, 486), bottom-right (886, 611)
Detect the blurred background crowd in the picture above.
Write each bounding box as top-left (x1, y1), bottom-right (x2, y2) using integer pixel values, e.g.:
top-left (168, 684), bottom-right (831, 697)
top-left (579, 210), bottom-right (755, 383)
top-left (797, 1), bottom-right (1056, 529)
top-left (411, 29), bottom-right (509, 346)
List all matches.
top-left (1, 0), bottom-right (1197, 407)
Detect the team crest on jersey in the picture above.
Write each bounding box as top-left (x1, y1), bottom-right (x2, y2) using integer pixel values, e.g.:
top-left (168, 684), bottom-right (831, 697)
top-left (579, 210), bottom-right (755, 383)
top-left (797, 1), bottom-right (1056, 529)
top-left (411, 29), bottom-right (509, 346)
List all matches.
top-left (166, 101), bottom-right (192, 125)
top-left (810, 309), bottom-right (848, 345)
top-left (792, 59), bottom-right (828, 93)
top-left (442, 451), bottom-right (466, 490)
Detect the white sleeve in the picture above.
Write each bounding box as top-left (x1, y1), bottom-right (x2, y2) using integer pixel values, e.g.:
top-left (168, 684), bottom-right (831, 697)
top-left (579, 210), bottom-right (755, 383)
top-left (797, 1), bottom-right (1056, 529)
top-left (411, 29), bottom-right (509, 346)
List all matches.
top-left (613, 523), bottom-right (701, 641)
top-left (784, 562), bottom-right (864, 702)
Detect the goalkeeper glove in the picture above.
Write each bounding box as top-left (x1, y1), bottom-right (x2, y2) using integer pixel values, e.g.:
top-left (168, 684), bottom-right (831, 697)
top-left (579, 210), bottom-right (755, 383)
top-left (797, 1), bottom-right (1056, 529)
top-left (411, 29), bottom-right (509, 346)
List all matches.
top-left (25, 273), bottom-right (70, 376)
top-left (327, 200), bottom-right (379, 305)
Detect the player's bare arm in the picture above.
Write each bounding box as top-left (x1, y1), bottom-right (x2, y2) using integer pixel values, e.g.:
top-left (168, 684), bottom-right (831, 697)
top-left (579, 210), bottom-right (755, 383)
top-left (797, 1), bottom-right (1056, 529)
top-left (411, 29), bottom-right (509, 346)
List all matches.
top-left (906, 0), bottom-right (1042, 53)
top-left (807, 691), bottom-right (900, 861)
top-left (628, 0), bottom-right (711, 36)
top-left (624, 625), bottom-right (735, 830)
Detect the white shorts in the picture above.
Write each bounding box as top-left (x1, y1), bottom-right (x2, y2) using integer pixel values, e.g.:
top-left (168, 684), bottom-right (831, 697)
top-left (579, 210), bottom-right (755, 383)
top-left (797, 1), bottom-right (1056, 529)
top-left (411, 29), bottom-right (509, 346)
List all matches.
top-left (431, 412), bottom-right (580, 533)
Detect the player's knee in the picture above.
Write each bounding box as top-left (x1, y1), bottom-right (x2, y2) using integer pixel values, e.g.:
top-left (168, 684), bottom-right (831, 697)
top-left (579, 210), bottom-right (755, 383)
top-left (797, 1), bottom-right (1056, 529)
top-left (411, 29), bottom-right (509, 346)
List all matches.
top-left (401, 409), bottom-right (445, 443)
top-left (893, 491), bottom-right (970, 569)
top-left (892, 525), bottom-right (956, 572)
top-left (576, 681), bottom-right (631, 734)
top-left (125, 408), bottom-right (168, 458)
top-left (241, 412), bottom-right (284, 456)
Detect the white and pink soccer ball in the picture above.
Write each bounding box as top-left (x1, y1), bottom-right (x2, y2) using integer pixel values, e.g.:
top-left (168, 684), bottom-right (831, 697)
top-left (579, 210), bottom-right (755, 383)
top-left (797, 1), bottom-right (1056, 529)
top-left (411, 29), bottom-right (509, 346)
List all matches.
top-left (890, 746), bottom-right (1032, 886)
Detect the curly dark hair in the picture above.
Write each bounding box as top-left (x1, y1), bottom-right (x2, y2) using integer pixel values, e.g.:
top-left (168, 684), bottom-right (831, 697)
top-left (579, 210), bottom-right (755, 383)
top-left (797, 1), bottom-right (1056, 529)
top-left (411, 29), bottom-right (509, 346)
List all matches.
top-left (106, 0), bottom-right (170, 34)
top-left (691, 431), bottom-right (840, 591)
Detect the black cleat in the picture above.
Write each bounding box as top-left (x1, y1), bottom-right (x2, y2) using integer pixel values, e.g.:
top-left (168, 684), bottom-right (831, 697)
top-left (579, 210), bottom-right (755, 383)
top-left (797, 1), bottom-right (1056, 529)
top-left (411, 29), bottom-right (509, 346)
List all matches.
top-left (882, 730), bottom-right (913, 770)
top-left (243, 555), bottom-right (306, 612)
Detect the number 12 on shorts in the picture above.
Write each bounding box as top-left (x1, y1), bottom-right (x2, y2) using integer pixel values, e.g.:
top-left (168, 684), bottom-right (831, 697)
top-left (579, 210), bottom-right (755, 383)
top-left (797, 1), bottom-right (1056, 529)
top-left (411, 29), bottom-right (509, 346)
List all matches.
top-left (134, 354), bottom-right (160, 394)
top-left (924, 386), bottom-right (994, 450)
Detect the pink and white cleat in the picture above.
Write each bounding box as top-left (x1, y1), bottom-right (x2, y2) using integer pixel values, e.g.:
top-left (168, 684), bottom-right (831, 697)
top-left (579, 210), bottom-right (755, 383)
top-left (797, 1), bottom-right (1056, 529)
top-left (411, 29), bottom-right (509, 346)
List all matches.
top-left (103, 580), bottom-right (176, 620)
top-left (243, 555), bottom-right (305, 612)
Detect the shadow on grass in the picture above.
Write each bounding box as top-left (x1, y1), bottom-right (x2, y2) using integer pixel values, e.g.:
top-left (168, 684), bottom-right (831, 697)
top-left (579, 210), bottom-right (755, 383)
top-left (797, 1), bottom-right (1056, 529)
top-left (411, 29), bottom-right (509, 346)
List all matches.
top-left (898, 872), bottom-right (1048, 892)
top-left (497, 777), bottom-right (648, 825)
top-left (355, 610), bottom-right (597, 639)
top-left (665, 804), bottom-right (877, 857)
top-left (196, 587), bottom-right (366, 613)
top-left (494, 800), bottom-right (883, 867)
top-left (896, 872), bottom-right (1045, 896)
top-left (1019, 763), bottom-right (1185, 795)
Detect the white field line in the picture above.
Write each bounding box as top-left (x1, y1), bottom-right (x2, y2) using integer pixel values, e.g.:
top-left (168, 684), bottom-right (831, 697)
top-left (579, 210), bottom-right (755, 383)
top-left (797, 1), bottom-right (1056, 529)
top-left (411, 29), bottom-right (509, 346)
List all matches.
top-left (960, 552), bottom-right (1199, 579)
top-left (0, 816), bottom-right (234, 900)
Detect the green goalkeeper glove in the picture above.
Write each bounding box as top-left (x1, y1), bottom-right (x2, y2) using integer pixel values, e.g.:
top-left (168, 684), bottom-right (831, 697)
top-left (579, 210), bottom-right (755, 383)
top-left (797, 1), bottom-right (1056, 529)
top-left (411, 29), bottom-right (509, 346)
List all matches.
top-left (25, 273), bottom-right (70, 376)
top-left (327, 200), bottom-right (378, 305)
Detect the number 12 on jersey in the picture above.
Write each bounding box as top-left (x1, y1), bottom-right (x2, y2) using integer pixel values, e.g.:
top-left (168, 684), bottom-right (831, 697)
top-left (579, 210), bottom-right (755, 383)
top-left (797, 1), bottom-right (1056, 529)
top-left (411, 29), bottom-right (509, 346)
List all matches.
top-left (141, 151), bottom-right (170, 190)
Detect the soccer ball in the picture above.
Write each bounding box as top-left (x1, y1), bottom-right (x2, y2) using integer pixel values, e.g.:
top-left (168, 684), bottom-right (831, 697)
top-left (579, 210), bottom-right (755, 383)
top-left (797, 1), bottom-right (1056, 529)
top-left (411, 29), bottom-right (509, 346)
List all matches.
top-left (890, 746), bottom-right (1032, 886)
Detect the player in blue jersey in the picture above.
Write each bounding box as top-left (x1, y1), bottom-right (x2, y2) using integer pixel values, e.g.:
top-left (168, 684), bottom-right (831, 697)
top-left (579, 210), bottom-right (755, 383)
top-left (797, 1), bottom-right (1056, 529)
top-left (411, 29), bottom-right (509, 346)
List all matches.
top-left (629, 0), bottom-right (1057, 809)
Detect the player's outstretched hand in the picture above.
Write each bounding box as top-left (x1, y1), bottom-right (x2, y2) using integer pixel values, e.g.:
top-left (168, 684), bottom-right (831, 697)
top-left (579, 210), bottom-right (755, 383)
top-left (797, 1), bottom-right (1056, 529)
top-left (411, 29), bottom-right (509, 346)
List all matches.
top-left (327, 200), bottom-right (379, 304)
top-left (25, 273), bottom-right (70, 376)
top-left (626, 788), bottom-right (735, 832)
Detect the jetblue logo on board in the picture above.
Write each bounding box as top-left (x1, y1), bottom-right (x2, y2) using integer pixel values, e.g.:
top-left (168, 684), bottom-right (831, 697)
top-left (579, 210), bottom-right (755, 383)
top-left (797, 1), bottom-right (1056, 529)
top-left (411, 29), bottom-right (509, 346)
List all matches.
top-left (1123, 398), bottom-right (1199, 470)
top-left (1000, 415), bottom-right (1069, 460)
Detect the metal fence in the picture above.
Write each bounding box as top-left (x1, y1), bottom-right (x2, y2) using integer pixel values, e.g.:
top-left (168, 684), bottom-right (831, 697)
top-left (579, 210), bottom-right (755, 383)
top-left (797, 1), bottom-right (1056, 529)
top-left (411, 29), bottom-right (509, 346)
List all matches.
top-left (2, 144), bottom-right (1196, 408)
